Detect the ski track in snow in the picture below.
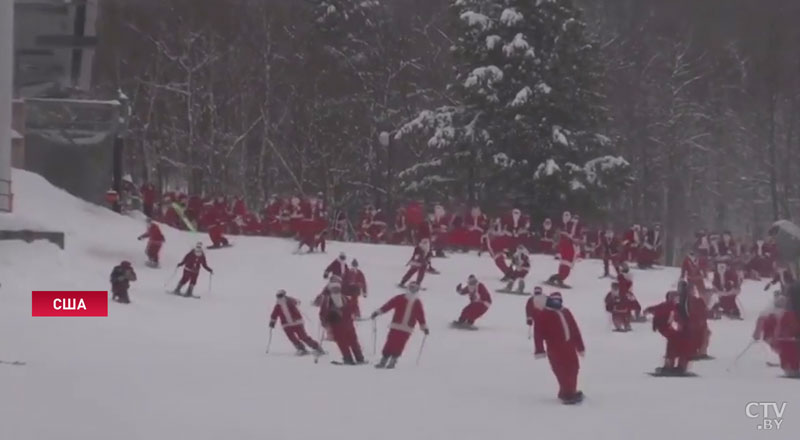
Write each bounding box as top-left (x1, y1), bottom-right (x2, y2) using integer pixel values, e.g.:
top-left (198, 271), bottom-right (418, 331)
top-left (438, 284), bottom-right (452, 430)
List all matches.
top-left (0, 169), bottom-right (796, 440)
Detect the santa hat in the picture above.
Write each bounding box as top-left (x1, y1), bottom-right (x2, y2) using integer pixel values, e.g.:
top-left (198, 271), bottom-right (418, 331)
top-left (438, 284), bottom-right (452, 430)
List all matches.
top-left (546, 292), bottom-right (563, 309)
top-left (338, 252), bottom-right (347, 260)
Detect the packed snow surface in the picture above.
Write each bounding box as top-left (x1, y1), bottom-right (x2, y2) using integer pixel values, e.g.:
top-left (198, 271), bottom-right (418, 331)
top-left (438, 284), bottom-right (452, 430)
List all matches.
top-left (0, 169), bottom-right (796, 440)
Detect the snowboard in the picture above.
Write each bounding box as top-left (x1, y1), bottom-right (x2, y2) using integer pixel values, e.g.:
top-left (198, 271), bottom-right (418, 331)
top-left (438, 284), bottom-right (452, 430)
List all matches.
top-left (206, 243), bottom-right (234, 250)
top-left (767, 361), bottom-right (780, 368)
top-left (647, 368), bottom-right (698, 377)
top-left (781, 375), bottom-right (800, 379)
top-left (543, 280), bottom-right (572, 289)
top-left (396, 284), bottom-right (427, 291)
top-left (495, 289), bottom-right (527, 295)
top-left (0, 360), bottom-right (26, 366)
top-left (145, 260), bottom-right (160, 268)
top-left (612, 329), bottom-right (631, 333)
top-left (166, 290), bottom-right (201, 299)
top-left (691, 354), bottom-right (715, 361)
top-left (331, 360), bottom-right (370, 366)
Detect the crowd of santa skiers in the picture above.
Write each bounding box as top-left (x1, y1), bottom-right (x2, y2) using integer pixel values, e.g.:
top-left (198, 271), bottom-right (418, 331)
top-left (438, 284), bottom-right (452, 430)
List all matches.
top-left (109, 197), bottom-right (799, 404)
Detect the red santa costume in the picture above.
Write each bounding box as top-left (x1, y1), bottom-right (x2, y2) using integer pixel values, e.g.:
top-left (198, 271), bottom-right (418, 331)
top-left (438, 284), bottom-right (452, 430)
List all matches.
top-left (538, 218), bottom-right (556, 254)
top-left (680, 252), bottom-right (706, 296)
top-left (391, 208), bottom-right (409, 245)
top-left (138, 218), bottom-right (165, 266)
top-left (431, 204), bottom-right (451, 254)
top-left (547, 211), bottom-right (580, 287)
top-left (343, 260), bottom-right (368, 318)
top-left (622, 224), bottom-right (641, 263)
top-left (525, 286), bottom-right (547, 329)
top-left (533, 293), bottom-right (585, 403)
top-left (465, 207), bottom-right (489, 250)
top-left (323, 253), bottom-right (349, 279)
top-left (774, 304), bottom-right (800, 376)
top-left (638, 224), bottom-right (663, 268)
top-left (454, 275), bottom-right (492, 327)
top-left (753, 296), bottom-right (784, 358)
top-left (505, 246), bottom-right (531, 293)
top-left (208, 219), bottom-right (230, 248)
top-left (262, 196), bottom-right (284, 236)
top-left (288, 196), bottom-right (308, 236)
top-left (599, 229), bottom-right (621, 277)
top-left (644, 289), bottom-right (691, 374)
top-left (483, 217), bottom-right (512, 255)
top-left (371, 282), bottom-right (428, 369)
top-left (616, 264), bottom-right (642, 320)
top-left (173, 243), bottom-right (213, 296)
top-left (711, 262), bottom-right (741, 319)
top-left (399, 239), bottom-right (432, 287)
top-left (605, 282), bottom-right (635, 331)
top-left (319, 284), bottom-right (365, 364)
top-left (746, 239), bottom-right (773, 279)
top-left (693, 231), bottom-right (711, 272)
top-left (269, 290), bottom-right (323, 355)
top-left (504, 208), bottom-right (531, 249)
top-left (688, 288), bottom-right (711, 359)
top-left (359, 206), bottom-right (388, 243)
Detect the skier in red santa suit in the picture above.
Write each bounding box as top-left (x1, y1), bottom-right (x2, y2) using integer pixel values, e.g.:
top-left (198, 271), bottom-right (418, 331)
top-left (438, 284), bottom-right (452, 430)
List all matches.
top-left (547, 211), bottom-right (580, 288)
top-left (399, 238), bottom-right (432, 287)
top-left (173, 243), bottom-right (213, 296)
top-left (639, 224), bottom-right (663, 268)
top-left (138, 218), bottom-right (165, 267)
top-left (605, 282), bottom-right (635, 332)
top-left (643, 288), bottom-right (691, 375)
top-left (533, 292), bottom-right (585, 404)
top-left (391, 207), bottom-right (409, 245)
top-left (320, 282), bottom-right (365, 365)
top-left (538, 218), bottom-right (556, 254)
top-left (343, 259), bottom-right (368, 319)
top-left (617, 262), bottom-right (643, 321)
top-left (464, 207), bottom-right (489, 250)
top-left (359, 205), bottom-right (388, 243)
top-left (208, 218), bottom-right (230, 248)
top-left (370, 281), bottom-right (429, 369)
top-left (269, 290), bottom-right (324, 356)
top-left (482, 217), bottom-right (512, 256)
top-left (430, 204), bottom-right (452, 256)
top-left (710, 261), bottom-right (742, 319)
top-left (773, 298), bottom-right (800, 377)
top-left (288, 196), bottom-right (308, 236)
top-left (753, 294), bottom-right (784, 359)
top-left (452, 275), bottom-right (492, 328)
top-left (323, 252), bottom-right (349, 279)
top-left (693, 230), bottom-right (712, 272)
top-left (599, 229), bottom-right (621, 278)
top-left (505, 245), bottom-right (531, 293)
top-left (621, 224), bottom-right (641, 263)
top-left (680, 251), bottom-right (707, 297)
top-left (504, 208), bottom-right (530, 249)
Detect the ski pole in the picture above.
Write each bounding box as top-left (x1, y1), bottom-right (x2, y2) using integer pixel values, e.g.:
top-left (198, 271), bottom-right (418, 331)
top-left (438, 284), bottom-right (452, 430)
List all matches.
top-left (265, 328), bottom-right (273, 354)
top-left (207, 272), bottom-right (213, 295)
top-left (415, 334), bottom-right (428, 366)
top-left (372, 319), bottom-right (377, 355)
top-left (164, 266), bottom-right (179, 289)
top-left (726, 340), bottom-right (756, 372)
top-left (527, 324), bottom-right (532, 340)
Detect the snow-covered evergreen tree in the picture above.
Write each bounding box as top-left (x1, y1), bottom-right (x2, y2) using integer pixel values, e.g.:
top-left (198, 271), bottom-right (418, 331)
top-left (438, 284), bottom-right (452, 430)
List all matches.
top-left (396, 0), bottom-right (630, 213)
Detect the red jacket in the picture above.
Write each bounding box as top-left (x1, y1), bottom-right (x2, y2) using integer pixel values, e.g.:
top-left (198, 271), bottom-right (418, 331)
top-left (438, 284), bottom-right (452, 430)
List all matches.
top-left (644, 301), bottom-right (677, 334)
top-left (323, 259), bottom-right (349, 279)
top-left (605, 291), bottom-right (636, 315)
top-left (525, 295), bottom-right (546, 325)
top-left (319, 293), bottom-right (357, 326)
top-left (270, 296), bottom-right (304, 328)
top-left (754, 308), bottom-right (780, 343)
top-left (376, 293), bottom-right (428, 334)
top-left (617, 272), bottom-right (633, 295)
top-left (178, 251), bottom-right (211, 273)
top-left (712, 269), bottom-right (739, 293)
top-left (534, 307), bottom-right (585, 356)
top-left (344, 268), bottom-right (367, 296)
top-left (775, 310), bottom-right (799, 343)
top-left (138, 223), bottom-right (165, 243)
top-left (466, 213), bottom-right (489, 233)
top-left (457, 282), bottom-right (492, 306)
top-left (680, 257), bottom-right (703, 280)
top-left (504, 214), bottom-right (530, 236)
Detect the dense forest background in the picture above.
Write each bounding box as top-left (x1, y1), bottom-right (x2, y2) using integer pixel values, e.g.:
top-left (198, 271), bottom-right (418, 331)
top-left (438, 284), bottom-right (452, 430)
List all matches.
top-left (91, 0), bottom-right (800, 262)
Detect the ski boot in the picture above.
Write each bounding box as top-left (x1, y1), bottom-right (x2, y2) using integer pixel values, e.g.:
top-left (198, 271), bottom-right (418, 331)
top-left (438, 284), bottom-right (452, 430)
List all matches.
top-left (385, 357), bottom-right (398, 369)
top-left (184, 286), bottom-right (194, 297)
top-left (375, 356), bottom-right (389, 369)
top-left (505, 280), bottom-right (514, 291)
top-left (342, 355), bottom-right (356, 365)
top-left (295, 347), bottom-right (309, 356)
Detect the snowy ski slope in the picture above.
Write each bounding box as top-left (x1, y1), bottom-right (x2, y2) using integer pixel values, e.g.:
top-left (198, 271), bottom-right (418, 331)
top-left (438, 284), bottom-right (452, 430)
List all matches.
top-left (0, 169), bottom-right (795, 440)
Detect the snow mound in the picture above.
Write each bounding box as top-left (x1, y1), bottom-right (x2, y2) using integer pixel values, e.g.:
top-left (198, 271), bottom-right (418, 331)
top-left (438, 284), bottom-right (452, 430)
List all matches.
top-left (0, 169), bottom-right (793, 440)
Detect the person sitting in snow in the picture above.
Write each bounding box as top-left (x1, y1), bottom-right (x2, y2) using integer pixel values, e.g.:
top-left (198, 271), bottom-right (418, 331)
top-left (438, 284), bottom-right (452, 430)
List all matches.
top-left (110, 261), bottom-right (137, 304)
